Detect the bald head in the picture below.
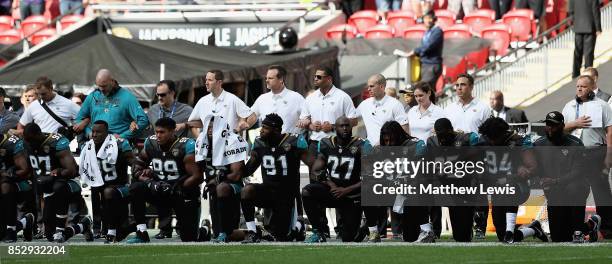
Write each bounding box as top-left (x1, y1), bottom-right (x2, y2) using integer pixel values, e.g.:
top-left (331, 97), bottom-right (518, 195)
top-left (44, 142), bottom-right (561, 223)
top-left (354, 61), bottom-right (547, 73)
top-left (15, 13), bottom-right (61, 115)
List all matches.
top-left (367, 74), bottom-right (387, 100)
top-left (96, 69), bottom-right (114, 95)
top-left (335, 116), bottom-right (353, 140)
top-left (489, 90), bottom-right (504, 112)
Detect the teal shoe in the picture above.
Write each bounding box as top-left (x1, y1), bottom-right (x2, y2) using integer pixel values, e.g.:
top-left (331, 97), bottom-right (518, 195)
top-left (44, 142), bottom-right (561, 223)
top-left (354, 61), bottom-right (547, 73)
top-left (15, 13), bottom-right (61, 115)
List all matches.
top-left (304, 230), bottom-right (326, 243)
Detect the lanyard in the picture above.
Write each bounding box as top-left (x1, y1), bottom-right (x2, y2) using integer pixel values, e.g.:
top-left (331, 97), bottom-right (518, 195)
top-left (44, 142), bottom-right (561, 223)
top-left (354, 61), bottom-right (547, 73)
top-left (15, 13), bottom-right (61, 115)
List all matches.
top-left (575, 103), bottom-right (580, 120)
top-left (159, 102), bottom-right (177, 119)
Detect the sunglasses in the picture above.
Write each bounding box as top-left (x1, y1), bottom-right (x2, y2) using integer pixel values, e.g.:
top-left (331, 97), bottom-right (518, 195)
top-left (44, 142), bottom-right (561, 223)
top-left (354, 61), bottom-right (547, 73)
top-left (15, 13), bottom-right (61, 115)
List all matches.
top-left (157, 93), bottom-right (168, 97)
top-left (314, 75), bottom-right (328, 80)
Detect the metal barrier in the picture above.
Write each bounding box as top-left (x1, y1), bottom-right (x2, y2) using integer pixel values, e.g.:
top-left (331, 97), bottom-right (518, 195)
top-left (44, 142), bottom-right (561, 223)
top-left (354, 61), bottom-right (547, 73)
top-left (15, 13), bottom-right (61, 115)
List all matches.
top-left (439, 3), bottom-right (612, 108)
top-left (90, 0), bottom-right (331, 13)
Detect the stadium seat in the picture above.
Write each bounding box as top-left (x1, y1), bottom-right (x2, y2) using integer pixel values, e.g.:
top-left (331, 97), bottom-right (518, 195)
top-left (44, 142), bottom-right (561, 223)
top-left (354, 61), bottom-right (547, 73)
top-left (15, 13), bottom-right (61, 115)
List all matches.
top-left (59, 14), bottom-right (84, 31)
top-left (481, 23), bottom-right (511, 58)
top-left (463, 9), bottom-right (495, 35)
top-left (403, 24), bottom-right (427, 39)
top-left (443, 58), bottom-right (468, 83)
top-left (466, 46), bottom-right (489, 70)
top-left (30, 28), bottom-right (57, 45)
top-left (364, 24), bottom-right (394, 39)
top-left (348, 10), bottom-right (379, 34)
top-left (443, 24), bottom-right (472, 39)
top-left (387, 10), bottom-right (416, 37)
top-left (502, 9), bottom-right (536, 43)
top-left (325, 24), bottom-right (358, 40)
top-left (0, 29), bottom-right (22, 45)
top-left (0, 16), bottom-right (14, 32)
top-left (434, 9), bottom-right (456, 29)
top-left (21, 15), bottom-right (49, 37)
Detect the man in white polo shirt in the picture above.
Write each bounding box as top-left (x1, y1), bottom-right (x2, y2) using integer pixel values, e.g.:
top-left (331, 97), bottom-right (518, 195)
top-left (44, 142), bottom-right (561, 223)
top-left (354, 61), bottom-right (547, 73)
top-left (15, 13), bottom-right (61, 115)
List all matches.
top-left (444, 73), bottom-right (491, 133)
top-left (16, 76), bottom-right (80, 135)
top-left (443, 73), bottom-right (491, 239)
top-left (298, 66), bottom-right (357, 143)
top-left (247, 65), bottom-right (305, 135)
top-left (355, 74), bottom-right (408, 146)
top-left (188, 69), bottom-right (255, 134)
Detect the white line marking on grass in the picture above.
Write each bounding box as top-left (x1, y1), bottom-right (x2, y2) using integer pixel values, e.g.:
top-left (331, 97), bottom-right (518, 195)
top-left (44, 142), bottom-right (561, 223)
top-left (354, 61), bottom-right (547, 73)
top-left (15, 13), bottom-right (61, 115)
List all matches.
top-left (466, 256), bottom-right (612, 264)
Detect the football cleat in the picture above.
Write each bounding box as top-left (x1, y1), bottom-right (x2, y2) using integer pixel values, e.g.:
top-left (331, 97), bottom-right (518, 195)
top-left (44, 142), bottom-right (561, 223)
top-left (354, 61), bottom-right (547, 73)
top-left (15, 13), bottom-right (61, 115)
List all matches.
top-left (241, 230), bottom-right (261, 244)
top-left (53, 231), bottom-right (66, 243)
top-left (155, 230), bottom-right (172, 239)
top-left (23, 213), bottom-right (34, 242)
top-left (587, 214), bottom-right (601, 242)
top-left (33, 228), bottom-right (45, 240)
top-left (3, 229), bottom-right (17, 243)
top-left (367, 230), bottom-right (381, 243)
top-left (304, 230), bottom-right (326, 243)
top-left (213, 232), bottom-right (229, 243)
top-left (104, 235), bottom-right (116, 244)
top-left (474, 228), bottom-right (486, 239)
top-left (503, 231), bottom-right (514, 244)
top-left (81, 216), bottom-right (94, 242)
top-left (126, 230), bottom-right (150, 244)
top-left (257, 226), bottom-right (276, 242)
top-left (527, 220), bottom-right (548, 242)
top-left (197, 219), bottom-right (212, 242)
top-left (293, 218), bottom-right (306, 242)
top-left (416, 230), bottom-right (435, 243)
top-left (572, 231), bottom-right (585, 243)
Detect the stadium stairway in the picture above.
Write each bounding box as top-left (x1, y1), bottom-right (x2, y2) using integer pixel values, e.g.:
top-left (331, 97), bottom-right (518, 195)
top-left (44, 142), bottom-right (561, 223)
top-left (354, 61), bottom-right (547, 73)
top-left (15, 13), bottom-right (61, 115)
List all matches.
top-left (439, 3), bottom-right (612, 109)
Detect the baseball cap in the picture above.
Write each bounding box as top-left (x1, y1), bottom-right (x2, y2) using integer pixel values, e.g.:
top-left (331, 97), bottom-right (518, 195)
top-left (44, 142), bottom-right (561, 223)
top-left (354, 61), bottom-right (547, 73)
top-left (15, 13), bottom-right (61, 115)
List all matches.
top-left (0, 87), bottom-right (6, 97)
top-left (543, 111), bottom-right (564, 124)
top-left (399, 86), bottom-right (415, 94)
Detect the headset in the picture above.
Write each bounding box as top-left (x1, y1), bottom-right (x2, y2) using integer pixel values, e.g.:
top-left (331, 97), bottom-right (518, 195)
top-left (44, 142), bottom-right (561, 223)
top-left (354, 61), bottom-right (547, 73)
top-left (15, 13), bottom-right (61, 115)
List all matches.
top-left (575, 90), bottom-right (595, 104)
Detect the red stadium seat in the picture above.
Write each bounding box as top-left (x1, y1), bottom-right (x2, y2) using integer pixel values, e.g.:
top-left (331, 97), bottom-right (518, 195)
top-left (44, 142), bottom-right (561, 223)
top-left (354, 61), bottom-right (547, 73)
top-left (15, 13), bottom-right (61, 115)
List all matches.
top-left (402, 24), bottom-right (427, 39)
top-left (325, 24), bottom-right (358, 40)
top-left (30, 28), bottom-right (56, 45)
top-left (443, 58), bottom-right (468, 82)
top-left (364, 24), bottom-right (394, 39)
top-left (0, 16), bottom-right (14, 32)
top-left (348, 10), bottom-right (379, 34)
top-left (434, 9), bottom-right (456, 29)
top-left (387, 10), bottom-right (416, 37)
top-left (0, 29), bottom-right (22, 45)
top-left (481, 23), bottom-right (511, 57)
top-left (502, 9), bottom-right (535, 42)
top-left (443, 24), bottom-right (472, 39)
top-left (59, 14), bottom-right (84, 31)
top-left (21, 15), bottom-right (49, 37)
top-left (466, 46), bottom-right (489, 70)
top-left (463, 9), bottom-right (495, 35)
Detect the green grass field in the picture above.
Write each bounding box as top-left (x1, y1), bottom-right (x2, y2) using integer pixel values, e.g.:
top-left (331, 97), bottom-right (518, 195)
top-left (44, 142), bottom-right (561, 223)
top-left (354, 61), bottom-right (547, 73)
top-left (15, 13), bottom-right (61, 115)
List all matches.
top-left (1, 242), bottom-right (611, 264)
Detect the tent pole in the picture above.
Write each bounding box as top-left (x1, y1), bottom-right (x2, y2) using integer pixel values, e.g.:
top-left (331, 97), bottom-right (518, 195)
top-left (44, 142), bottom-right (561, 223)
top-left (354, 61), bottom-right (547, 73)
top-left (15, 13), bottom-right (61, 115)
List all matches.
top-left (160, 63), bottom-right (165, 81)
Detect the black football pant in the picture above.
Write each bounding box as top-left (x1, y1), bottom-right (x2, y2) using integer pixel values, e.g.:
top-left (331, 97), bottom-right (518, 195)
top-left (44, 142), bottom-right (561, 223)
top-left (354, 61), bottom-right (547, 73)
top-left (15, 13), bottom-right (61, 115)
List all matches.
top-left (41, 179), bottom-right (76, 240)
top-left (448, 206), bottom-right (475, 242)
top-left (302, 183), bottom-right (377, 242)
top-left (474, 205), bottom-right (489, 232)
top-left (241, 183), bottom-right (295, 241)
top-left (130, 181), bottom-right (201, 241)
top-left (101, 185), bottom-right (130, 235)
top-left (208, 182), bottom-right (241, 237)
top-left (573, 33), bottom-right (596, 78)
top-left (547, 205), bottom-right (591, 242)
top-left (400, 206), bottom-right (429, 242)
top-left (90, 186), bottom-right (103, 234)
top-left (0, 180), bottom-right (34, 232)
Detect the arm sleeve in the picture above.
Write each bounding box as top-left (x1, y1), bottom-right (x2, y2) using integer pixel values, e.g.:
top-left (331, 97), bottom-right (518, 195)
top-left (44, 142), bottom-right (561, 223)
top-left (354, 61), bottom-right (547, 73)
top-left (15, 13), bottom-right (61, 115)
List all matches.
top-left (119, 139), bottom-right (132, 153)
top-left (188, 101), bottom-right (202, 122)
top-left (415, 28), bottom-right (442, 55)
top-left (593, 0), bottom-right (601, 32)
top-left (75, 93), bottom-right (93, 123)
top-left (18, 107), bottom-right (33, 125)
top-left (361, 140), bottom-right (373, 155)
top-left (120, 94), bottom-right (150, 139)
top-left (343, 94), bottom-right (358, 119)
top-left (13, 140), bottom-right (24, 154)
top-left (415, 140), bottom-right (427, 157)
top-left (184, 139), bottom-right (196, 155)
top-left (55, 137), bottom-right (70, 151)
top-left (299, 97), bottom-right (311, 119)
top-left (393, 101), bottom-right (409, 125)
top-left (297, 134), bottom-right (308, 150)
top-left (234, 97), bottom-right (253, 118)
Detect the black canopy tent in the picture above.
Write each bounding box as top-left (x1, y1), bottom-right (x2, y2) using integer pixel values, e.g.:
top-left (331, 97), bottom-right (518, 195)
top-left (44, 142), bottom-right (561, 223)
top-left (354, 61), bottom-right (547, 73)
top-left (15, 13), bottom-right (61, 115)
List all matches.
top-left (0, 33), bottom-right (339, 104)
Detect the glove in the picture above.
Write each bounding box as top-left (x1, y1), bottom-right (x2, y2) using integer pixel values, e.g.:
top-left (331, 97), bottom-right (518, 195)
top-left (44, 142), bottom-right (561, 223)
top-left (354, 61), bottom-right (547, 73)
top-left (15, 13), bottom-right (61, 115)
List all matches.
top-left (146, 180), bottom-right (172, 197)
